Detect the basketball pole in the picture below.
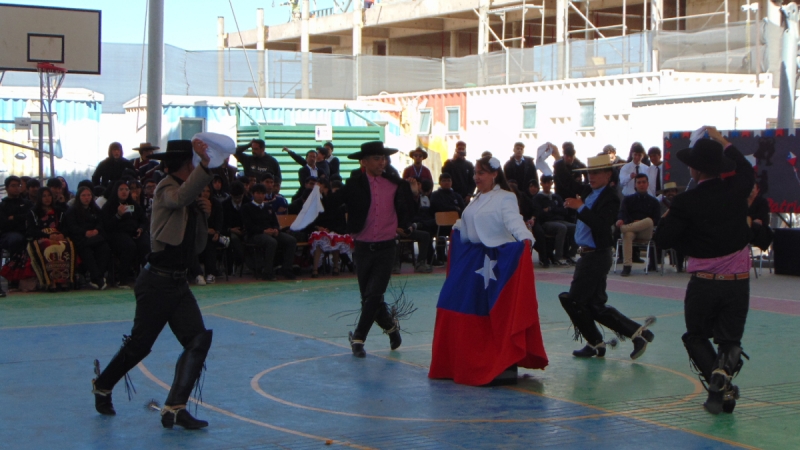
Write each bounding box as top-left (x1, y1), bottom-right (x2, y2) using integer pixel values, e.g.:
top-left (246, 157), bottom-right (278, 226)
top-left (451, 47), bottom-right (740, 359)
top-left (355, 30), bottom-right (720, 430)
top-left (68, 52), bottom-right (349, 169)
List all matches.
top-left (146, 0), bottom-right (164, 146)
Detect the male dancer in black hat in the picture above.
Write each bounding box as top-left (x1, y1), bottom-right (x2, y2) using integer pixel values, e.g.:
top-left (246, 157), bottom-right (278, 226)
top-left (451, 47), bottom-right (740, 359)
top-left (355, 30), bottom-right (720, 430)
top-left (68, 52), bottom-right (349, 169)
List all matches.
top-left (91, 139), bottom-right (215, 429)
top-left (655, 126), bottom-right (758, 414)
top-left (337, 141), bottom-right (416, 357)
top-left (559, 155), bottom-right (656, 359)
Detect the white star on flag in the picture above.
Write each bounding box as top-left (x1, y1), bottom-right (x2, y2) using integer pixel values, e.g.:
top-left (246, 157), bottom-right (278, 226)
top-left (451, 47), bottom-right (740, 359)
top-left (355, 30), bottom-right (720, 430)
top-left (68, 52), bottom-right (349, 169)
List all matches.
top-left (475, 254), bottom-right (498, 289)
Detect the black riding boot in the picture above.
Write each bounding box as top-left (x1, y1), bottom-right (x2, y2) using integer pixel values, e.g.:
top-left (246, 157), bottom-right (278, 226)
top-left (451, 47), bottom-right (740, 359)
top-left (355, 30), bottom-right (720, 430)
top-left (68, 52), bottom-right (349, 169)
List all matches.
top-left (161, 330), bottom-right (213, 429)
top-left (558, 292), bottom-right (603, 347)
top-left (93, 336), bottom-right (151, 415)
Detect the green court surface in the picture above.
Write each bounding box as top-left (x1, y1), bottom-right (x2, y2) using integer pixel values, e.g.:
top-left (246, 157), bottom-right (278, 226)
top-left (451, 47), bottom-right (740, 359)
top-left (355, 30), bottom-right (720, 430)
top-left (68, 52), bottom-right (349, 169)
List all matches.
top-left (1, 268), bottom-right (797, 449)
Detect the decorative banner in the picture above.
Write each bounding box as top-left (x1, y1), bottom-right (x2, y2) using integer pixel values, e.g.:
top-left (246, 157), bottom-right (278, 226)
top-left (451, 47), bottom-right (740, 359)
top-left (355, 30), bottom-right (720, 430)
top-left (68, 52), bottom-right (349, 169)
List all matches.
top-left (663, 129), bottom-right (800, 214)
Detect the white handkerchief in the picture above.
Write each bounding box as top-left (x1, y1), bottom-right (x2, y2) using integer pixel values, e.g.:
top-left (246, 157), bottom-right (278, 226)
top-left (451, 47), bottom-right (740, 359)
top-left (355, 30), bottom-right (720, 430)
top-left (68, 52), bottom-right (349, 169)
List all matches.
top-left (291, 185), bottom-right (325, 231)
top-left (192, 132), bottom-right (236, 169)
top-left (535, 142), bottom-right (554, 176)
top-left (689, 126), bottom-right (707, 148)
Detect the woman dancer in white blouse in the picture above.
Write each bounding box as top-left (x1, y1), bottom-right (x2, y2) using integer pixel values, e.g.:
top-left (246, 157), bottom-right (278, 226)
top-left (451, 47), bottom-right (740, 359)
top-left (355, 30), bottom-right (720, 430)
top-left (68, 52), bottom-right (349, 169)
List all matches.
top-left (455, 156), bottom-right (534, 247)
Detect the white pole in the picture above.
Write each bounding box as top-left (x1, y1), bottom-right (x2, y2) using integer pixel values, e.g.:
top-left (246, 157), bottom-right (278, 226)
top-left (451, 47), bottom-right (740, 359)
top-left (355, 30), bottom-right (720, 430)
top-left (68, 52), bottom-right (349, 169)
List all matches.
top-left (146, 0), bottom-right (164, 146)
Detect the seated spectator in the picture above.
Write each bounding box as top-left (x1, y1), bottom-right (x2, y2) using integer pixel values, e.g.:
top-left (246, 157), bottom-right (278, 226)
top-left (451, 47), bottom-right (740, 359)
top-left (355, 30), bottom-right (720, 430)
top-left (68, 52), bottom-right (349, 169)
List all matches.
top-left (747, 182), bottom-right (770, 225)
top-left (533, 175), bottom-right (576, 266)
top-left (101, 181), bottom-right (150, 286)
top-left (322, 142), bottom-right (340, 178)
top-left (238, 175), bottom-right (255, 200)
top-left (283, 147), bottom-right (328, 194)
top-left (211, 174), bottom-right (230, 203)
top-left (272, 180), bottom-right (288, 213)
top-left (241, 183), bottom-right (297, 280)
top-left (57, 176), bottom-right (73, 203)
top-left (19, 177), bottom-right (30, 199)
top-left (235, 138), bottom-right (282, 182)
top-left (523, 179), bottom-right (550, 267)
top-left (26, 187), bottom-right (76, 291)
top-left (128, 179), bottom-right (143, 205)
top-left (92, 142), bottom-right (134, 189)
top-left (131, 142), bottom-right (160, 180)
top-left (64, 186), bottom-right (111, 290)
top-left (429, 172), bottom-right (465, 264)
top-left (0, 176), bottom-right (32, 256)
top-left (25, 178), bottom-right (40, 201)
top-left (402, 147), bottom-right (433, 182)
top-left (222, 181), bottom-right (247, 273)
top-left (210, 156), bottom-right (238, 193)
top-left (47, 178), bottom-right (68, 210)
top-left (394, 177), bottom-right (432, 274)
top-left (289, 176), bottom-right (317, 214)
top-left (307, 179), bottom-right (353, 277)
top-left (193, 184), bottom-right (226, 285)
top-left (616, 174), bottom-right (661, 277)
top-left (258, 173), bottom-right (286, 216)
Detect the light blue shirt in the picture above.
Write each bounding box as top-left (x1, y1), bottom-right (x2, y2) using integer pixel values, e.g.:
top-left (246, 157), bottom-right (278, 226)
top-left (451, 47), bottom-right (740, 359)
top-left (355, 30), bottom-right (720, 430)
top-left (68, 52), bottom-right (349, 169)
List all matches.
top-left (574, 186), bottom-right (606, 248)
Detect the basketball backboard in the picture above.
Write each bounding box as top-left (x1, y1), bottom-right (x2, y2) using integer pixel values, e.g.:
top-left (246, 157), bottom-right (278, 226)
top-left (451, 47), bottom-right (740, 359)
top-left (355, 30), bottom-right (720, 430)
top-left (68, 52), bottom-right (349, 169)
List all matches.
top-left (0, 4), bottom-right (101, 74)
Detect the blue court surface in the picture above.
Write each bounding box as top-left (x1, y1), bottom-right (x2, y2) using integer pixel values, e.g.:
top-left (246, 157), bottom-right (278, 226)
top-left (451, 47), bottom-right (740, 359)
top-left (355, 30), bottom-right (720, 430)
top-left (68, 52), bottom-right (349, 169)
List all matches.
top-left (1, 269), bottom-right (797, 449)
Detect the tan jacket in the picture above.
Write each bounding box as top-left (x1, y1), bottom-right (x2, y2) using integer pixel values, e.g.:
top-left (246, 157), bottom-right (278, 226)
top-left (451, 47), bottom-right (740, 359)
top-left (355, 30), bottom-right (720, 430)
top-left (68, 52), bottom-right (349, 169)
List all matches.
top-left (150, 165), bottom-right (214, 253)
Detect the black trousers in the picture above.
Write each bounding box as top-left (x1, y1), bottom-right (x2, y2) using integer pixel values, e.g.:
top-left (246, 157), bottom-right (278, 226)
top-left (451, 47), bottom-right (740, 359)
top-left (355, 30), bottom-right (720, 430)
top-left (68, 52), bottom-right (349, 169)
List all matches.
top-left (353, 240), bottom-right (396, 341)
top-left (107, 232), bottom-right (150, 283)
top-left (682, 277), bottom-right (749, 381)
top-left (77, 240), bottom-right (111, 284)
top-left (95, 269), bottom-right (207, 395)
top-left (562, 248), bottom-right (641, 345)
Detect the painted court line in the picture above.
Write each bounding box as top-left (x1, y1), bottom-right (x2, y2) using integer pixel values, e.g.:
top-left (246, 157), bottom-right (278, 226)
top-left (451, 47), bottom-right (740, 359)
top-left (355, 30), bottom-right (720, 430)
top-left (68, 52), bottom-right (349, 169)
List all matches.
top-left (536, 271), bottom-right (800, 316)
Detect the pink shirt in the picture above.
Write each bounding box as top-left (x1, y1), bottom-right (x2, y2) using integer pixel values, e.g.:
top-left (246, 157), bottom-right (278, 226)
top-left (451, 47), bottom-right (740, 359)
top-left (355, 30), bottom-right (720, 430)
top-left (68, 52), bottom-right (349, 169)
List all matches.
top-left (353, 174), bottom-right (398, 242)
top-left (687, 246), bottom-right (751, 274)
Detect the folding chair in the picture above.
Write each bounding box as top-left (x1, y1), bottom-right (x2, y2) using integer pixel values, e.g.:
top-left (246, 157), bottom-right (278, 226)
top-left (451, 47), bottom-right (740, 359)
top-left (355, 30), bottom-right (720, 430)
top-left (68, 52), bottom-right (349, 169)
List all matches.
top-left (613, 238), bottom-right (659, 274)
top-left (433, 211), bottom-right (460, 263)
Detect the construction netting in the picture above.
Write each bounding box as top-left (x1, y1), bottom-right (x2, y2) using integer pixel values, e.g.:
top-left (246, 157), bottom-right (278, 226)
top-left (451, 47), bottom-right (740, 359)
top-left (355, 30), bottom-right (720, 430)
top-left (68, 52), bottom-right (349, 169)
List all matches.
top-left (0, 23), bottom-right (763, 111)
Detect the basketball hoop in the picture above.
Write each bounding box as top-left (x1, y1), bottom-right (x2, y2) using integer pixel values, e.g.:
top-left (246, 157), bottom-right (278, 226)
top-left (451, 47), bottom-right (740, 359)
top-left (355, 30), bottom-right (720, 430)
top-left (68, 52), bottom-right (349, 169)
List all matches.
top-left (36, 62), bottom-right (67, 178)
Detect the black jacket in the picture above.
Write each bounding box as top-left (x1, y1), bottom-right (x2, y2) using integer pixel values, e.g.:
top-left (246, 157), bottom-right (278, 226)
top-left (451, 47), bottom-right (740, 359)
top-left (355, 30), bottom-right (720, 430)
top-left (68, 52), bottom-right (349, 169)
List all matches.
top-left (430, 188), bottom-right (465, 215)
top-left (92, 157), bottom-right (134, 188)
top-left (576, 185), bottom-right (619, 250)
top-left (0, 196), bottom-right (32, 234)
top-left (234, 150), bottom-right (282, 182)
top-left (553, 158), bottom-right (587, 199)
top-left (532, 192), bottom-right (568, 222)
top-left (102, 200), bottom-right (147, 236)
top-left (221, 197), bottom-right (245, 235)
top-left (287, 149), bottom-right (330, 181)
top-left (63, 204), bottom-right (106, 248)
top-left (748, 195), bottom-right (770, 225)
top-left (338, 168), bottom-right (415, 236)
top-left (26, 206), bottom-right (66, 240)
top-left (442, 158), bottom-right (476, 199)
top-left (618, 192), bottom-right (661, 226)
top-left (241, 201), bottom-right (280, 238)
top-left (655, 145), bottom-right (755, 258)
top-left (328, 156), bottom-right (340, 177)
top-left (503, 156), bottom-right (539, 189)
top-left (313, 194), bottom-right (347, 235)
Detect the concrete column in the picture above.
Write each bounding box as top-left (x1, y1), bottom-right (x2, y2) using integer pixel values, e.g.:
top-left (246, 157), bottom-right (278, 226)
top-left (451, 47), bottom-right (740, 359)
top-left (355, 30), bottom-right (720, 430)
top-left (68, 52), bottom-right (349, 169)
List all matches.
top-left (767, 0), bottom-right (783, 88)
top-left (556, 0), bottom-right (567, 79)
top-left (512, 21), bottom-right (520, 48)
top-left (450, 31), bottom-right (458, 57)
top-left (301, 0), bottom-right (310, 99)
top-left (257, 8), bottom-right (266, 97)
top-left (217, 16), bottom-right (225, 97)
top-left (778, 3), bottom-right (799, 129)
top-left (477, 3), bottom-right (489, 55)
top-left (385, 39), bottom-right (390, 56)
top-left (651, 0), bottom-right (663, 31)
top-left (353, 0), bottom-right (362, 98)
top-left (146, 0), bottom-right (164, 147)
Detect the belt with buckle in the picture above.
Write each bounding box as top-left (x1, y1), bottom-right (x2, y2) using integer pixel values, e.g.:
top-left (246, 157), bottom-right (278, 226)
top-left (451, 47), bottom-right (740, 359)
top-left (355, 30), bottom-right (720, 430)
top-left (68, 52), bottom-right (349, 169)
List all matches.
top-left (355, 240), bottom-right (396, 252)
top-left (692, 272), bottom-right (749, 281)
top-left (577, 246), bottom-right (595, 254)
top-left (144, 263), bottom-right (188, 280)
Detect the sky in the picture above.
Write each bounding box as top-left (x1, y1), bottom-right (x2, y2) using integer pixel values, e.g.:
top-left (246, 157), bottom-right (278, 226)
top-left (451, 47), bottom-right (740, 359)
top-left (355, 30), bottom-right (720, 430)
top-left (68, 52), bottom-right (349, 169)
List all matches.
top-left (2, 0), bottom-right (334, 50)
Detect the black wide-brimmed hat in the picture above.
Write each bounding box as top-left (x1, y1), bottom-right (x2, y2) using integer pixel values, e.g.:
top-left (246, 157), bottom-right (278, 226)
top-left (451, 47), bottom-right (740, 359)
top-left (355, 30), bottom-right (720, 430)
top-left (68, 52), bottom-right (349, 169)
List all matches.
top-left (149, 140), bottom-right (194, 161)
top-left (409, 146), bottom-right (428, 159)
top-left (676, 138), bottom-right (735, 175)
top-left (133, 142), bottom-right (160, 152)
top-left (347, 141), bottom-right (398, 160)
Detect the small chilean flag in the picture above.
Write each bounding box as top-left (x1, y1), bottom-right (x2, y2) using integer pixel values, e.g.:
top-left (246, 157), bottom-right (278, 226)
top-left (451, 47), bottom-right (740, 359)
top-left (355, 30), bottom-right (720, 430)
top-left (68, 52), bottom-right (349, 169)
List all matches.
top-left (429, 230), bottom-right (548, 386)
top-left (788, 151), bottom-right (797, 167)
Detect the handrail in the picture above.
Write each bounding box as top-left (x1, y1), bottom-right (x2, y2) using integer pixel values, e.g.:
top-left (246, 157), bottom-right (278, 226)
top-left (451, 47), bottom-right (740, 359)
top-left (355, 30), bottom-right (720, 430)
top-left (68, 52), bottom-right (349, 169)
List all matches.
top-left (344, 104), bottom-right (380, 127)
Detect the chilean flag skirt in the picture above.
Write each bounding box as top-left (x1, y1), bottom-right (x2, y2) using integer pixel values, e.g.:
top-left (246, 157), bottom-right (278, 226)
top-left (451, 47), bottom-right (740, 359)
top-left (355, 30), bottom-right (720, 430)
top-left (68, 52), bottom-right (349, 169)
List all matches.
top-left (429, 230), bottom-right (548, 386)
